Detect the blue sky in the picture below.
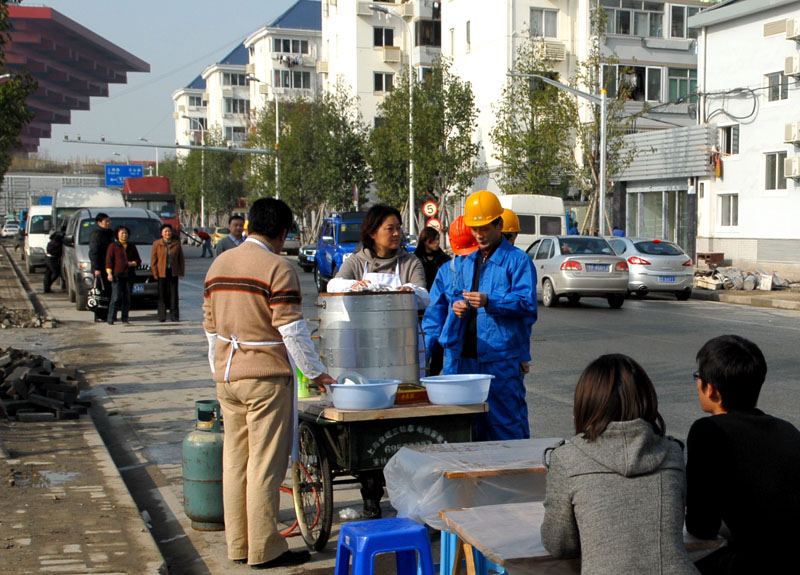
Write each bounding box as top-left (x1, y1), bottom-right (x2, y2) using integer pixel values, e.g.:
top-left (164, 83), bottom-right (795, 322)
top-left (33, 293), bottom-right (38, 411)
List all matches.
top-left (22, 0), bottom-right (297, 164)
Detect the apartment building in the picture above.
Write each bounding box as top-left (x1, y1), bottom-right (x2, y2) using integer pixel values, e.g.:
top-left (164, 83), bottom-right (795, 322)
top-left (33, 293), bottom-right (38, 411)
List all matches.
top-left (690, 0), bottom-right (800, 275)
top-left (319, 0), bottom-right (442, 123)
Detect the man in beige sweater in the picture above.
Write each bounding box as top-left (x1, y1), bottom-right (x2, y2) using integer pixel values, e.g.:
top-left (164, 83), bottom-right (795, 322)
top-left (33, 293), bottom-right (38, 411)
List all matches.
top-left (203, 198), bottom-right (335, 569)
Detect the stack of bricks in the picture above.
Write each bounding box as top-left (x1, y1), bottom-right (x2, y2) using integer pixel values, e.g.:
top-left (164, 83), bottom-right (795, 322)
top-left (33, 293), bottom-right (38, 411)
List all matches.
top-left (0, 347), bottom-right (89, 422)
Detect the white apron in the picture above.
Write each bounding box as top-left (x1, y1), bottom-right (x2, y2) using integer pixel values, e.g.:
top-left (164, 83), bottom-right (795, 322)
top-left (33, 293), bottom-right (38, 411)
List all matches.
top-left (362, 260), bottom-right (402, 288)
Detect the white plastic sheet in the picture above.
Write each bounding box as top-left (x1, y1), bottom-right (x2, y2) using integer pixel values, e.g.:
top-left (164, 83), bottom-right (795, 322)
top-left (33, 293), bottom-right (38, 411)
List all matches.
top-left (385, 437), bottom-right (563, 531)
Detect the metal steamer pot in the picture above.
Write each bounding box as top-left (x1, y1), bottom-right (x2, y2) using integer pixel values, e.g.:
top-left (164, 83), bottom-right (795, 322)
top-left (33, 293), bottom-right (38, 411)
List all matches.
top-left (316, 292), bottom-right (420, 384)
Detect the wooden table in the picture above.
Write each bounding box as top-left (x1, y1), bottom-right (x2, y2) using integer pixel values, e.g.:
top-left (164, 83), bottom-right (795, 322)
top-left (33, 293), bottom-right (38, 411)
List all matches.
top-left (440, 502), bottom-right (723, 575)
top-left (298, 396), bottom-right (487, 422)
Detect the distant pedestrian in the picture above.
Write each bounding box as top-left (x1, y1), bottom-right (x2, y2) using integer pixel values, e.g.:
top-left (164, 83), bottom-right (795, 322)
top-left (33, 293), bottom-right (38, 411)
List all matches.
top-left (413, 226), bottom-right (450, 291)
top-left (13, 227), bottom-right (24, 254)
top-left (89, 213), bottom-right (115, 323)
top-left (194, 228), bottom-right (212, 257)
top-left (612, 226), bottom-right (626, 237)
top-left (43, 231), bottom-right (64, 293)
top-left (215, 215), bottom-right (245, 256)
top-left (568, 223), bottom-right (579, 235)
top-left (152, 224), bottom-right (185, 322)
top-left (105, 226), bottom-right (140, 325)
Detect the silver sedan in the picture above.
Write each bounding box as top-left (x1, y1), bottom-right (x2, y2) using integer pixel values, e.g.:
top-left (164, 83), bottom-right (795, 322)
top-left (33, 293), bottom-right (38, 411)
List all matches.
top-left (526, 236), bottom-right (630, 308)
top-left (607, 237), bottom-right (694, 300)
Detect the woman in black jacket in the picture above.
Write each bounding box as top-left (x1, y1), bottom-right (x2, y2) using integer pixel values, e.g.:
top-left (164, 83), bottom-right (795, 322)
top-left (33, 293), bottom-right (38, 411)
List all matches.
top-left (413, 226), bottom-right (451, 291)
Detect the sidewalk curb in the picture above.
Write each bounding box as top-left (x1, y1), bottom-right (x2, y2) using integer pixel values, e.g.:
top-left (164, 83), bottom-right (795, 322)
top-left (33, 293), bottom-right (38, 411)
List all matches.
top-left (691, 289), bottom-right (800, 311)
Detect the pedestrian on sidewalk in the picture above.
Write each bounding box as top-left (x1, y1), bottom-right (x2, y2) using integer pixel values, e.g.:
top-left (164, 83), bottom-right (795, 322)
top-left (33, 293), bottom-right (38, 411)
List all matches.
top-left (105, 226), bottom-right (140, 325)
top-left (203, 198), bottom-right (335, 569)
top-left (151, 224), bottom-right (184, 322)
top-left (43, 231), bottom-right (64, 293)
top-left (89, 213), bottom-right (115, 323)
top-left (215, 215), bottom-right (245, 256)
top-left (194, 228), bottom-right (212, 257)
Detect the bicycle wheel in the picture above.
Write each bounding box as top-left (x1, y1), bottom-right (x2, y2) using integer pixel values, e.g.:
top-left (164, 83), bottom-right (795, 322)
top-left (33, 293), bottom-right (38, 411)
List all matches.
top-left (278, 486), bottom-right (300, 537)
top-left (292, 422), bottom-right (333, 551)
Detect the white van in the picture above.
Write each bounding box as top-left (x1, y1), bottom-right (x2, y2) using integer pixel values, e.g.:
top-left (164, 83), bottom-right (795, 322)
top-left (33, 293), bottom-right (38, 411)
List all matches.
top-left (24, 205), bottom-right (53, 273)
top-left (52, 187), bottom-right (125, 232)
top-left (498, 194), bottom-right (566, 251)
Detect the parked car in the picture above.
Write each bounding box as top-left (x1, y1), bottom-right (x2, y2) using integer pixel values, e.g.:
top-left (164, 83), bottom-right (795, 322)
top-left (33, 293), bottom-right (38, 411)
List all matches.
top-left (607, 237), bottom-right (694, 300)
top-left (297, 244), bottom-right (316, 272)
top-left (526, 236), bottom-right (629, 308)
top-left (315, 212), bottom-right (366, 292)
top-left (1, 220), bottom-right (20, 238)
top-left (211, 227), bottom-right (229, 247)
top-left (62, 207), bottom-right (163, 311)
top-left (283, 221), bottom-right (301, 255)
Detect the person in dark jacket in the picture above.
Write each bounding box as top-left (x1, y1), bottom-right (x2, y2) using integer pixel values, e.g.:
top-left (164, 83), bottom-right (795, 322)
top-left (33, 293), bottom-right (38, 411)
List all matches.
top-left (413, 226), bottom-right (451, 291)
top-left (43, 231), bottom-right (64, 293)
top-left (105, 226), bottom-right (140, 325)
top-left (152, 224), bottom-right (185, 322)
top-left (88, 213), bottom-right (115, 322)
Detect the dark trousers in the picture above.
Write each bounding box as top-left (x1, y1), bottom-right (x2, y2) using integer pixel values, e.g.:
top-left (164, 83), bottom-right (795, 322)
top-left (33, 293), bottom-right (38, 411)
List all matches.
top-left (157, 271), bottom-right (179, 321)
top-left (43, 257), bottom-right (62, 292)
top-left (201, 238), bottom-right (212, 257)
top-left (108, 275), bottom-right (131, 323)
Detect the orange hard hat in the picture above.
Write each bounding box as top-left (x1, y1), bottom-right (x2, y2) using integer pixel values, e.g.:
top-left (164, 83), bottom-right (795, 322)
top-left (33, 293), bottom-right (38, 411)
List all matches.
top-left (464, 190), bottom-right (503, 227)
top-left (501, 209), bottom-right (521, 233)
top-left (448, 216), bottom-right (478, 256)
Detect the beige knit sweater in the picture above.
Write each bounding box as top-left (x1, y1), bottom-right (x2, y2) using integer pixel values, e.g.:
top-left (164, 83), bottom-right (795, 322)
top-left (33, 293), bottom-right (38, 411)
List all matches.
top-left (202, 240), bottom-right (302, 382)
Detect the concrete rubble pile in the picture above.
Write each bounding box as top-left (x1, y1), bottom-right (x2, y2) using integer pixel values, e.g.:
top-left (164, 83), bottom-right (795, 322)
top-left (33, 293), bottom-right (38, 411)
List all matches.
top-left (0, 306), bottom-right (58, 329)
top-left (694, 267), bottom-right (800, 292)
top-left (0, 347), bottom-right (88, 422)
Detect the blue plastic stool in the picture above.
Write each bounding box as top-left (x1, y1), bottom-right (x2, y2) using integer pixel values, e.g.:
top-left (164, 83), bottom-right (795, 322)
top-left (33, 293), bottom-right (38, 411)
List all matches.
top-left (335, 517), bottom-right (436, 575)
top-left (439, 531), bottom-right (507, 575)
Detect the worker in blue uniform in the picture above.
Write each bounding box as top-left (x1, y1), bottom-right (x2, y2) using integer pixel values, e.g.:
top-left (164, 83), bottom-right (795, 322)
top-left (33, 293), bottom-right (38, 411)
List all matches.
top-left (438, 191), bottom-right (538, 441)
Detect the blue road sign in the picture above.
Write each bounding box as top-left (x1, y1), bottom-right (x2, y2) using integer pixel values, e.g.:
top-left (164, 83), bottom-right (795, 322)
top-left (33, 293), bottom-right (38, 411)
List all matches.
top-left (105, 164), bottom-right (144, 186)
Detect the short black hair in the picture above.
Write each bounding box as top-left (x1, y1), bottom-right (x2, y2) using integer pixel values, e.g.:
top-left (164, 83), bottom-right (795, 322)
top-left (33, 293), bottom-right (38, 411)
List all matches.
top-left (248, 198), bottom-right (292, 239)
top-left (361, 204), bottom-right (402, 252)
top-left (160, 223), bottom-right (173, 233)
top-left (96, 212), bottom-right (109, 223)
top-left (696, 334), bottom-right (767, 411)
top-left (115, 225), bottom-right (130, 236)
top-left (228, 214), bottom-right (244, 225)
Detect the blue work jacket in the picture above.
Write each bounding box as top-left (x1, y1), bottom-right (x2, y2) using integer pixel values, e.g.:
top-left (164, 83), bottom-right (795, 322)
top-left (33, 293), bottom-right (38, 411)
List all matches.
top-left (435, 238), bottom-right (538, 363)
top-left (422, 257), bottom-right (457, 360)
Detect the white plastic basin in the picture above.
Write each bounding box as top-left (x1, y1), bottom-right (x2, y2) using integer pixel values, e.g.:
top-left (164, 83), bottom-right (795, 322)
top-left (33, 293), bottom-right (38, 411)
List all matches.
top-left (420, 374), bottom-right (494, 405)
top-left (329, 379), bottom-right (401, 410)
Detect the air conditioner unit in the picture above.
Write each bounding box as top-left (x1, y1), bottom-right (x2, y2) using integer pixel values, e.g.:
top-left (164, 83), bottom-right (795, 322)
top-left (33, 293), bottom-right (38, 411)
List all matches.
top-left (383, 46), bottom-right (402, 63)
top-left (785, 156), bottom-right (800, 179)
top-left (245, 63), bottom-right (255, 74)
top-left (785, 122), bottom-right (800, 144)
top-left (787, 17), bottom-right (800, 40)
top-left (357, 2), bottom-right (373, 16)
top-left (316, 60), bottom-right (329, 74)
top-left (545, 41), bottom-right (566, 62)
top-left (785, 54), bottom-right (800, 77)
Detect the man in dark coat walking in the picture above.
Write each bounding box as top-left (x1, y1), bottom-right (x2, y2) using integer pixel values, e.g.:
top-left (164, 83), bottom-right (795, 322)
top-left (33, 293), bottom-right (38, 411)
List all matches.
top-left (88, 213), bottom-right (115, 322)
top-left (43, 231), bottom-right (64, 293)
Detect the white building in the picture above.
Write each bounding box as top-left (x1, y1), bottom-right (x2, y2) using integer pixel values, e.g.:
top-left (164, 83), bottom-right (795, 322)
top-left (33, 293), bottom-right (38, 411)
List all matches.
top-left (244, 0), bottom-right (322, 116)
top-left (690, 0), bottom-right (800, 274)
top-left (440, 0), bottom-right (705, 195)
top-left (319, 0), bottom-right (442, 123)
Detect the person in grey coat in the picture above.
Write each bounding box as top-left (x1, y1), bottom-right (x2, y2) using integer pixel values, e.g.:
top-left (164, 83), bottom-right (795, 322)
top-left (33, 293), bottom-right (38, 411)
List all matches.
top-left (541, 354), bottom-right (699, 575)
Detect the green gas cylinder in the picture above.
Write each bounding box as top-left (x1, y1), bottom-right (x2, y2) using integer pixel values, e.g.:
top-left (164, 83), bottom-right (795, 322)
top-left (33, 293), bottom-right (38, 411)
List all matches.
top-left (182, 399), bottom-right (225, 531)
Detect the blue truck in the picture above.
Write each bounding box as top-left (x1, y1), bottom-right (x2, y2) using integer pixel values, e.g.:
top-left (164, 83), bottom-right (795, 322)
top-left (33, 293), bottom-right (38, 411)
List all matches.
top-left (314, 212), bottom-right (366, 293)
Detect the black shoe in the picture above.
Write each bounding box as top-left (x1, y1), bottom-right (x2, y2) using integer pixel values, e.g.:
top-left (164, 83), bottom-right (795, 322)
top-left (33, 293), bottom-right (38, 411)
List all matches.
top-left (362, 500), bottom-right (382, 519)
top-left (233, 558), bottom-right (247, 565)
top-left (158, 318), bottom-right (166, 323)
top-left (250, 550), bottom-right (311, 570)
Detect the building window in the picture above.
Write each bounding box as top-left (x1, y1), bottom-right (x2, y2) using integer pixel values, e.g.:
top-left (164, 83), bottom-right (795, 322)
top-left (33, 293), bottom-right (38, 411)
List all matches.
top-left (272, 38), bottom-right (309, 54)
top-left (466, 21), bottom-right (470, 53)
top-left (670, 5), bottom-right (700, 39)
top-left (605, 65), bottom-right (661, 101)
top-left (224, 98), bottom-right (250, 115)
top-left (600, 0), bottom-right (664, 38)
top-left (419, 67), bottom-right (434, 82)
top-left (188, 117), bottom-right (206, 131)
top-left (416, 20), bottom-right (442, 47)
top-left (273, 70), bottom-right (309, 89)
top-left (374, 27), bottom-right (394, 47)
top-left (531, 8), bottom-right (558, 38)
top-left (668, 68), bottom-right (697, 103)
top-left (374, 72), bottom-right (394, 92)
top-left (225, 126), bottom-right (247, 143)
top-left (188, 95), bottom-right (206, 107)
top-left (765, 151), bottom-right (787, 190)
top-left (292, 70), bottom-right (311, 89)
top-left (222, 73), bottom-right (247, 86)
top-left (766, 72), bottom-right (788, 102)
top-left (719, 194), bottom-right (738, 226)
top-left (720, 125), bottom-right (739, 156)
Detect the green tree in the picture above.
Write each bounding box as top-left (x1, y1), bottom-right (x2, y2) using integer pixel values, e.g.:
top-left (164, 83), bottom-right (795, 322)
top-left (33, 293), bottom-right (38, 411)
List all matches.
top-left (0, 0), bottom-right (37, 181)
top-left (370, 58), bottom-right (482, 229)
top-left (490, 36), bottom-right (577, 197)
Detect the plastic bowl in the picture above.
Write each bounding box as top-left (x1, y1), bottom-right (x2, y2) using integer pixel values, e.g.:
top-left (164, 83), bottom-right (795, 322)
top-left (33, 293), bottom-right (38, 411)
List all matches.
top-left (329, 379), bottom-right (401, 410)
top-left (420, 374), bottom-right (494, 405)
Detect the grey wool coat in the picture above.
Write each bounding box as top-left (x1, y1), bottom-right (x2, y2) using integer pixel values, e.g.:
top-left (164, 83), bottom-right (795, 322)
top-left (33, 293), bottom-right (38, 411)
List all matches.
top-left (541, 419), bottom-right (699, 575)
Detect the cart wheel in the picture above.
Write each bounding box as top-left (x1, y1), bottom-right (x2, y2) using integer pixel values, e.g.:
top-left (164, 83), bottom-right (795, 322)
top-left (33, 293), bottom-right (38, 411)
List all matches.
top-left (278, 486), bottom-right (300, 537)
top-left (292, 422), bottom-right (333, 551)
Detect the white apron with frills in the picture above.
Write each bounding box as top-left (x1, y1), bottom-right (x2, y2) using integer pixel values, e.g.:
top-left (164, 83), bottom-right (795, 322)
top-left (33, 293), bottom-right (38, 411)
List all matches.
top-left (216, 236), bottom-right (300, 461)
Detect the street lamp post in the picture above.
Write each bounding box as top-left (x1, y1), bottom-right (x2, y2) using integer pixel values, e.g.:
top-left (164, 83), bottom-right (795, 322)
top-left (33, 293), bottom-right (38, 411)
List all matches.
top-left (507, 73), bottom-right (608, 236)
top-left (112, 152), bottom-right (129, 164)
top-left (369, 3), bottom-right (415, 235)
top-left (181, 115), bottom-right (206, 228)
top-left (246, 74), bottom-right (280, 199)
top-left (139, 137), bottom-right (159, 176)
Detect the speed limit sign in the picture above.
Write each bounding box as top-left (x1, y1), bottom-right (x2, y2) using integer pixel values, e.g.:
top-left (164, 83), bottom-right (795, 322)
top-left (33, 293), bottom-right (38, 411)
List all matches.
top-left (422, 201), bottom-right (438, 218)
top-left (427, 218), bottom-right (442, 231)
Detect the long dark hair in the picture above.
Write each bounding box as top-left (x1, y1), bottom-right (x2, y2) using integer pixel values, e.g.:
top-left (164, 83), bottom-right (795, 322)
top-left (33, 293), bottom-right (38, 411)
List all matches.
top-left (416, 226), bottom-right (440, 253)
top-left (361, 204), bottom-right (402, 253)
top-left (573, 354), bottom-right (665, 441)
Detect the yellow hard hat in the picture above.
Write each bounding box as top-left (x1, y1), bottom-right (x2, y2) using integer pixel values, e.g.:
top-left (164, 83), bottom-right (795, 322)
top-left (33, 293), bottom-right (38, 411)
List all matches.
top-left (501, 209), bottom-right (520, 233)
top-left (463, 190), bottom-right (503, 227)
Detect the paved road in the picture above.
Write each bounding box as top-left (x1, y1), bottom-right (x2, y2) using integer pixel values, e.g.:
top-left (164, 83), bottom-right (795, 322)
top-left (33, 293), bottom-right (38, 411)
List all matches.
top-left (11, 245), bottom-right (800, 574)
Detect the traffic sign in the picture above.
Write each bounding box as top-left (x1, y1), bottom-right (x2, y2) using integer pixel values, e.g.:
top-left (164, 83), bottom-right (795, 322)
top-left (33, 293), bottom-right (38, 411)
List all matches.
top-left (422, 201), bottom-right (438, 218)
top-left (427, 218), bottom-right (442, 231)
top-left (105, 164), bottom-right (144, 186)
